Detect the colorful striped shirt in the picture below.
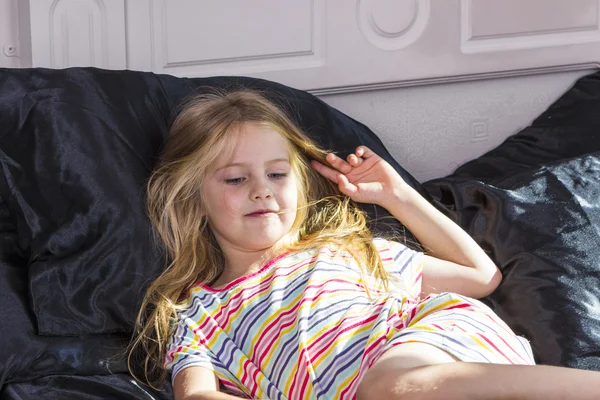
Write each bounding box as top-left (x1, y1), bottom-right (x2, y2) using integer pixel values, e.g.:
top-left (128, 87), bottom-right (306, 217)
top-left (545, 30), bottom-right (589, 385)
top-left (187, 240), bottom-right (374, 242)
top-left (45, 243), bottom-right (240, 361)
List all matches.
top-left (165, 238), bottom-right (534, 399)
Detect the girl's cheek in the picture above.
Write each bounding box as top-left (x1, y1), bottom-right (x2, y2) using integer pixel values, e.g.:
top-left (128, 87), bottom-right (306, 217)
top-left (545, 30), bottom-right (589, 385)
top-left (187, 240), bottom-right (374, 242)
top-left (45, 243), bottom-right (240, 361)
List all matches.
top-left (224, 189), bottom-right (246, 210)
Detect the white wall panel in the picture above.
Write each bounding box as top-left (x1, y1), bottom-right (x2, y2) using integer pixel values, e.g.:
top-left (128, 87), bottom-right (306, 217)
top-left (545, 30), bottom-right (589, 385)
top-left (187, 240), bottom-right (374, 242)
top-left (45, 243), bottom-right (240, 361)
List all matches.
top-left (4, 0), bottom-right (600, 180)
top-left (0, 0), bottom-right (20, 67)
top-left (357, 0), bottom-right (430, 51)
top-left (29, 0), bottom-right (126, 69)
top-left (126, 0), bottom-right (325, 77)
top-left (462, 0), bottom-right (600, 53)
top-left (24, 0), bottom-right (600, 93)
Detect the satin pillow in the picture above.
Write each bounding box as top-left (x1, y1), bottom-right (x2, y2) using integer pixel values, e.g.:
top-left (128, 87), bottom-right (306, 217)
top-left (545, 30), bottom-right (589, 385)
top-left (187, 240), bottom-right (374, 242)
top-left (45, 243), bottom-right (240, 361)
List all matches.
top-left (451, 71), bottom-right (600, 183)
top-left (424, 70), bottom-right (600, 370)
top-left (0, 68), bottom-right (424, 335)
top-left (0, 198), bottom-right (128, 384)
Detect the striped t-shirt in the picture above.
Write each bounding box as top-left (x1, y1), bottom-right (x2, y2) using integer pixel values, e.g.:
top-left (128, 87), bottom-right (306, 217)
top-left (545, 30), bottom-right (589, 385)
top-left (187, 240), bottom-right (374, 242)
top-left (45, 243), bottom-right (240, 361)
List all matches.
top-left (164, 238), bottom-right (534, 399)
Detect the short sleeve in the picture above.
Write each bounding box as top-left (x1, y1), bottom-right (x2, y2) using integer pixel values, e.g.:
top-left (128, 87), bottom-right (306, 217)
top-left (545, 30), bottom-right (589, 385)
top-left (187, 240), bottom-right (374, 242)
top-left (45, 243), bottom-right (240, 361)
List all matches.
top-left (165, 306), bottom-right (216, 383)
top-left (374, 238), bottom-right (424, 298)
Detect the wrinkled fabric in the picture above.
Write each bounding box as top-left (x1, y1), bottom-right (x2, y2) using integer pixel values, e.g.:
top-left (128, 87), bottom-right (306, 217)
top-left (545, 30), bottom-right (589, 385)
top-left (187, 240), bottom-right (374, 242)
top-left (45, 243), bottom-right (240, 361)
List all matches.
top-left (1, 67), bottom-right (600, 398)
top-left (0, 374), bottom-right (172, 400)
top-left (450, 72), bottom-right (600, 183)
top-left (0, 196), bottom-right (130, 386)
top-left (0, 258), bottom-right (130, 385)
top-left (0, 68), bottom-right (423, 337)
top-left (426, 156), bottom-right (600, 370)
top-left (422, 71), bottom-right (600, 370)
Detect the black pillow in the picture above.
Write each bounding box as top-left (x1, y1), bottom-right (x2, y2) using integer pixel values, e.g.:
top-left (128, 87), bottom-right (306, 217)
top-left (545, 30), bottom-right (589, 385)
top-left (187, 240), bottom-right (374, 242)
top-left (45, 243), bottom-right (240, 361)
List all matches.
top-left (451, 72), bottom-right (600, 183)
top-left (0, 198), bottom-right (128, 384)
top-left (0, 68), bottom-right (425, 336)
top-left (1, 374), bottom-right (172, 400)
top-left (424, 70), bottom-right (600, 370)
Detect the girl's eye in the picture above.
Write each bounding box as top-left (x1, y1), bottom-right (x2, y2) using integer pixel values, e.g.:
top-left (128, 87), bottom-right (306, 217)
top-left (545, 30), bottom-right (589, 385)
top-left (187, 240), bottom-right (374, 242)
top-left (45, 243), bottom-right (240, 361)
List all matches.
top-left (225, 177), bottom-right (245, 185)
top-left (269, 173), bottom-right (288, 179)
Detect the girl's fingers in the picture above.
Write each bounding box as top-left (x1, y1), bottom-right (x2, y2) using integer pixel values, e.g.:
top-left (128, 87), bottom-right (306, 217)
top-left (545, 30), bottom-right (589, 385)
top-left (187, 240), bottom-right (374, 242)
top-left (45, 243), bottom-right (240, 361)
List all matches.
top-left (326, 148), bottom-right (379, 171)
top-left (347, 153), bottom-right (363, 167)
top-left (326, 153), bottom-right (353, 174)
top-left (337, 173), bottom-right (357, 195)
top-left (310, 160), bottom-right (339, 183)
top-left (356, 146), bottom-right (376, 159)
top-left (349, 146), bottom-right (377, 168)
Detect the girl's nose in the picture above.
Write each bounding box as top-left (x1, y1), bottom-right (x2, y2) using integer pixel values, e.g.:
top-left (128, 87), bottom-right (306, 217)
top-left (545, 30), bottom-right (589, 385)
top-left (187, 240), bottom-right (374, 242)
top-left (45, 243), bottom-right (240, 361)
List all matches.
top-left (251, 180), bottom-right (273, 200)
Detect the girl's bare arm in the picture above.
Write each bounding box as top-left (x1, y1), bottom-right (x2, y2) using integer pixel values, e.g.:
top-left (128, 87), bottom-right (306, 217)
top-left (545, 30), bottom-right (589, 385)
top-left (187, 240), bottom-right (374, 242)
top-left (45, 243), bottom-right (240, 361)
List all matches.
top-left (383, 183), bottom-right (502, 298)
top-left (312, 146), bottom-right (501, 298)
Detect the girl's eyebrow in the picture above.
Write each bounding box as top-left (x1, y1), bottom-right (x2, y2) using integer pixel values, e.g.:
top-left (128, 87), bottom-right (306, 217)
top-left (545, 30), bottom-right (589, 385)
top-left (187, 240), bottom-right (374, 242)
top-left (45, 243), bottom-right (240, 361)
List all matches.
top-left (216, 158), bottom-right (290, 171)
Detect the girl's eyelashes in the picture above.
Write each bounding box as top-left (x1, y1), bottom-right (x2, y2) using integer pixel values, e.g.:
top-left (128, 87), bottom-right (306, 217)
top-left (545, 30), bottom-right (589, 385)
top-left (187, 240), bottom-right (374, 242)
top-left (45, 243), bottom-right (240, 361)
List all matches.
top-left (268, 172), bottom-right (288, 179)
top-left (225, 177), bottom-right (245, 185)
top-left (223, 172), bottom-right (288, 185)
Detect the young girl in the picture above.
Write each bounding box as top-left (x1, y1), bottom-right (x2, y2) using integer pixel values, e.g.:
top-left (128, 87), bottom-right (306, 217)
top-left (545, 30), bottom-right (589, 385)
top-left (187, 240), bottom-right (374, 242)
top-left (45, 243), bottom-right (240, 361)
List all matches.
top-left (129, 90), bottom-right (600, 400)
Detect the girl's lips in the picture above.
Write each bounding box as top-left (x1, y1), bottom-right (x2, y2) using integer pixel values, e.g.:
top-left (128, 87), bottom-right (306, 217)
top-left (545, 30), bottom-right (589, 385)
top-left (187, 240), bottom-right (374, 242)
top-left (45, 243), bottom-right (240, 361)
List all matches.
top-left (246, 210), bottom-right (277, 217)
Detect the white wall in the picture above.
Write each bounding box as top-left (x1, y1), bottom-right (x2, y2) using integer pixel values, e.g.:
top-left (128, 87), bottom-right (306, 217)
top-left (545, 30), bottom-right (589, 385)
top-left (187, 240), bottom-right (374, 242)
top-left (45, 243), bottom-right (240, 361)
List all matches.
top-left (0, 0), bottom-right (30, 68)
top-left (0, 2), bottom-right (593, 181)
top-left (321, 69), bottom-right (590, 181)
top-left (0, 0), bottom-right (19, 67)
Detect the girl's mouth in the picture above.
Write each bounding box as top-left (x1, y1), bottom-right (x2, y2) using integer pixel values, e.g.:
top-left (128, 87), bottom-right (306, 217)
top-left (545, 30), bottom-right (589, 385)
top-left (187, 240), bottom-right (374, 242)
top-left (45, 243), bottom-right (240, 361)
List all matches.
top-left (246, 209), bottom-right (277, 217)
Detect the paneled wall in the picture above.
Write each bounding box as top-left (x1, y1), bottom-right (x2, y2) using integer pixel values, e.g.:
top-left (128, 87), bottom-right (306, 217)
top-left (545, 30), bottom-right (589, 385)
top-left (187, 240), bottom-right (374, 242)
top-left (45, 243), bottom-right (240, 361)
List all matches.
top-left (1, 1), bottom-right (598, 180)
top-left (0, 0), bottom-right (30, 67)
top-left (21, 0), bottom-right (600, 93)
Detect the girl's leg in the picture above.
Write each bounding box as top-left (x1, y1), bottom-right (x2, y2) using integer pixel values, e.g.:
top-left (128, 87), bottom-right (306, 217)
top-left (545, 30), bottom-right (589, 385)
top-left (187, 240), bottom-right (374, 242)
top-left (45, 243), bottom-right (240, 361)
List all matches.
top-left (356, 343), bottom-right (600, 400)
top-left (357, 343), bottom-right (456, 399)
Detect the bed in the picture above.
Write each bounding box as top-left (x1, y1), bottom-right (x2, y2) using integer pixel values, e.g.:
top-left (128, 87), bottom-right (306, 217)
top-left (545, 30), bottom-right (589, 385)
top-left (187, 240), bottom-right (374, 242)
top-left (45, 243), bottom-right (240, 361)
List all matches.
top-left (2, 1), bottom-right (600, 399)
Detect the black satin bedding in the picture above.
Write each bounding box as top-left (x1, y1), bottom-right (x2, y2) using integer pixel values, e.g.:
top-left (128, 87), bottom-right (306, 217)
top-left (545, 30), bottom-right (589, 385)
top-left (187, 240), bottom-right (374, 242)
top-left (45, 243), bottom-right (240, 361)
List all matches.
top-left (0, 68), bottom-right (599, 398)
top-left (424, 72), bottom-right (600, 369)
top-left (1, 374), bottom-right (172, 400)
top-left (0, 68), bottom-right (422, 338)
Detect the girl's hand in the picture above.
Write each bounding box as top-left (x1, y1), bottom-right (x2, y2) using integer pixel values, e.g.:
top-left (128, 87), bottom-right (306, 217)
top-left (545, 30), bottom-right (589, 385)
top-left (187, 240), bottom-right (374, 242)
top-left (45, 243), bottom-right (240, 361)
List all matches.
top-left (311, 146), bottom-right (407, 208)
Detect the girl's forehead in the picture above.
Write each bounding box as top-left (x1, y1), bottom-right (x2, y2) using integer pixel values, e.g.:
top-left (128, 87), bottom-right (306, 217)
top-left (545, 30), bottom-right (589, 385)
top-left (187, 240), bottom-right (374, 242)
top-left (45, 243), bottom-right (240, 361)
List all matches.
top-left (211, 123), bottom-right (292, 170)
top-left (229, 125), bottom-right (289, 157)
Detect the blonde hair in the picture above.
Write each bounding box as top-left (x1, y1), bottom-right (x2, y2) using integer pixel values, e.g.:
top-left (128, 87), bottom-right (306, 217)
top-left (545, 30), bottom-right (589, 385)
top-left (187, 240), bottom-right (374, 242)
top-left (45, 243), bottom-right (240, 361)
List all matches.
top-left (128, 90), bottom-right (394, 389)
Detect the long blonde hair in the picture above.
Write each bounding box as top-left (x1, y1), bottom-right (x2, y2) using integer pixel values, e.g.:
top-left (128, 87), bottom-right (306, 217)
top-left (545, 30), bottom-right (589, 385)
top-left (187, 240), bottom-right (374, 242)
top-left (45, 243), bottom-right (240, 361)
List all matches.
top-left (128, 90), bottom-right (393, 389)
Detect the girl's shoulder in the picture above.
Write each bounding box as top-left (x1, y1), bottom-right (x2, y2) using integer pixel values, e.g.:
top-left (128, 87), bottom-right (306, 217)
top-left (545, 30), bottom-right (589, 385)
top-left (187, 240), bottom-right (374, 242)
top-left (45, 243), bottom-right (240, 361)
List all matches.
top-left (372, 237), bottom-right (416, 252)
top-left (373, 237), bottom-right (424, 266)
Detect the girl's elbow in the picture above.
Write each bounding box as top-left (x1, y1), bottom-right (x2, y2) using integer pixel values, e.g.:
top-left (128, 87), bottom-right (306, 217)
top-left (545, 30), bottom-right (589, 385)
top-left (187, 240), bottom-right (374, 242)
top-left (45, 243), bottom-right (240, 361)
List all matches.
top-left (479, 265), bottom-right (502, 298)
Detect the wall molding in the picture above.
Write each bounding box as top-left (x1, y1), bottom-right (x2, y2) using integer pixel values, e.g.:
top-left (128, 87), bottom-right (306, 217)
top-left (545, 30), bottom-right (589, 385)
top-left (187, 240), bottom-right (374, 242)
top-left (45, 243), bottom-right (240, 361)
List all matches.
top-left (357, 0), bottom-right (430, 51)
top-left (310, 62), bottom-right (600, 95)
top-left (147, 0), bottom-right (324, 75)
top-left (460, 0), bottom-right (600, 54)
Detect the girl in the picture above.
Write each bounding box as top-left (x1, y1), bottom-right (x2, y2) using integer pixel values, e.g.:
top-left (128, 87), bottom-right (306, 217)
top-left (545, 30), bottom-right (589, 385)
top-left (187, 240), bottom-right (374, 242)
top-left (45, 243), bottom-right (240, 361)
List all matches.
top-left (129, 90), bottom-right (600, 400)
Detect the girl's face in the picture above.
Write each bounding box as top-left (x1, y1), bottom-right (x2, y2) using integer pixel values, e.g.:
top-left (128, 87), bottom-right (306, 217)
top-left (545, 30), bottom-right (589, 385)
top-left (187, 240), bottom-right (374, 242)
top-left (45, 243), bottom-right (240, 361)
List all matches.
top-left (202, 123), bottom-right (300, 260)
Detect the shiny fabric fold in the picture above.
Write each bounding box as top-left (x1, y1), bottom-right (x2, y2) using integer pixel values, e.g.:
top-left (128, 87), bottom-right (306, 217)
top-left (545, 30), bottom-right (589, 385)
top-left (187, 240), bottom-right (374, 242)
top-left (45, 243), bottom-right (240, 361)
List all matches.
top-left (2, 67), bottom-right (600, 398)
top-left (0, 68), bottom-right (422, 336)
top-left (422, 70), bottom-right (600, 370)
top-left (1, 374), bottom-right (172, 400)
top-left (0, 198), bottom-right (130, 385)
top-left (425, 156), bottom-right (600, 370)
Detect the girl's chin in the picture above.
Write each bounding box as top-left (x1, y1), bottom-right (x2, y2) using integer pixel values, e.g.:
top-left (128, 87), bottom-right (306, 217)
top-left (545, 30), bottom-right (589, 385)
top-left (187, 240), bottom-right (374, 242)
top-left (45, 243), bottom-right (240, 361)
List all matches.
top-left (243, 236), bottom-right (288, 252)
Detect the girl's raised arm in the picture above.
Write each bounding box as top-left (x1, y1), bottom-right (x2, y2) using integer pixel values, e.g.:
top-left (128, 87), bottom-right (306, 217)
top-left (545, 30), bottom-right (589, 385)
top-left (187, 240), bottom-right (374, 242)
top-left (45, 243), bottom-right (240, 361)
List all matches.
top-left (383, 183), bottom-right (501, 298)
top-left (311, 146), bottom-right (501, 298)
